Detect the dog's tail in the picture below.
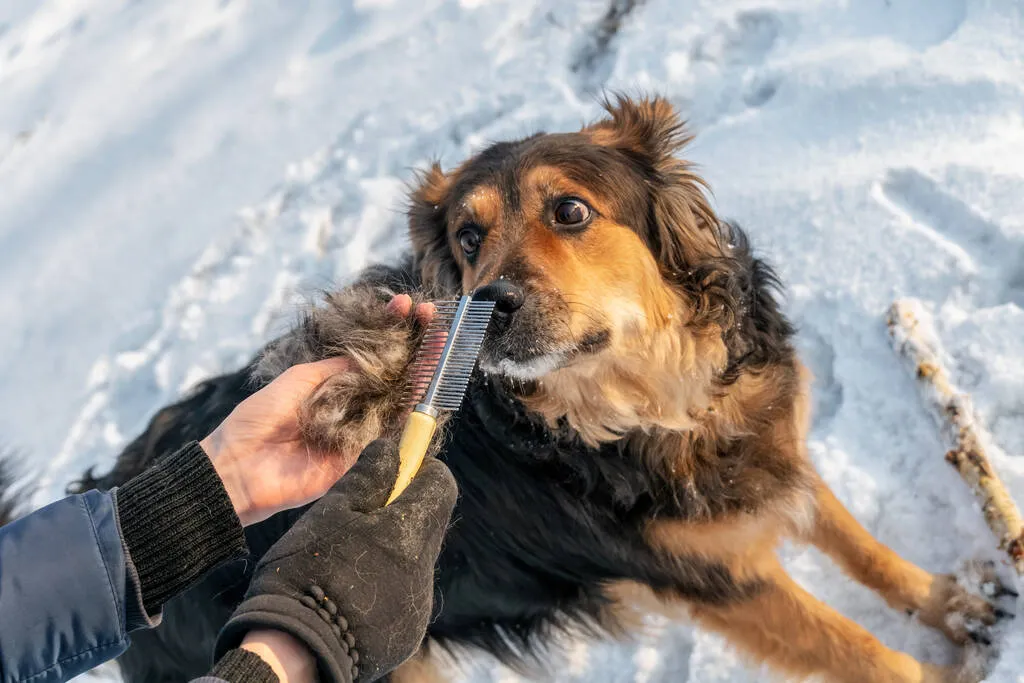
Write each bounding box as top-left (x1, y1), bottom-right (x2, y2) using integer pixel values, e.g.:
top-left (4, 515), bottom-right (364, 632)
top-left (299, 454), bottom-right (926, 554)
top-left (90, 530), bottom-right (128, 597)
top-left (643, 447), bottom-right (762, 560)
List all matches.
top-left (0, 451), bottom-right (31, 527)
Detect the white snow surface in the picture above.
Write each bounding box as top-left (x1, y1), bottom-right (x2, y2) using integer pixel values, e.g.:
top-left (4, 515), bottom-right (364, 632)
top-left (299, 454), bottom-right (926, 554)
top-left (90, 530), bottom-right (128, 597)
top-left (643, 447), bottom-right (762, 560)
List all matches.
top-left (2, 0), bottom-right (1023, 681)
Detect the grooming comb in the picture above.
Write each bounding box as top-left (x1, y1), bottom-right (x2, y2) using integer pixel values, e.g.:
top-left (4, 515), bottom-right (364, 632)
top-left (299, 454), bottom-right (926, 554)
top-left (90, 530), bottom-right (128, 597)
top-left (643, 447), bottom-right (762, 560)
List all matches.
top-left (386, 294), bottom-right (496, 504)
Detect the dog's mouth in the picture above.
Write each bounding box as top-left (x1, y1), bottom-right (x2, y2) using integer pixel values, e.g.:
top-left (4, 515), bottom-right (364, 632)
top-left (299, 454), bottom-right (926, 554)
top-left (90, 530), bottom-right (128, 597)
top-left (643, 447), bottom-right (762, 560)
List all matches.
top-left (479, 352), bottom-right (567, 381)
top-left (477, 327), bottom-right (610, 381)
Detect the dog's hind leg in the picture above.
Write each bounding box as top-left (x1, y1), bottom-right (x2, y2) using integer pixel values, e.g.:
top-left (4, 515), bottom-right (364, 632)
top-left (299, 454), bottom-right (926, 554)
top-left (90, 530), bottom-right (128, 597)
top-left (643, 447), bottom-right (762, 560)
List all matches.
top-left (807, 479), bottom-right (1006, 646)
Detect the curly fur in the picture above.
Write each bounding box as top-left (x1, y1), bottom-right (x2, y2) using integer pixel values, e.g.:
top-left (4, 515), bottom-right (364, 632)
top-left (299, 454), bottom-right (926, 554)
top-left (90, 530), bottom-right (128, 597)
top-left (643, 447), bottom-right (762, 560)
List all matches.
top-left (255, 275), bottom-right (458, 460)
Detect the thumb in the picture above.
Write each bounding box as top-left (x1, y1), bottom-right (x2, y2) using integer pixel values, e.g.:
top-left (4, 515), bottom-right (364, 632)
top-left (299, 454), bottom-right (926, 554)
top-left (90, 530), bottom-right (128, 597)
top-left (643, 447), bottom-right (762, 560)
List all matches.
top-left (328, 439), bottom-right (400, 513)
top-left (271, 357), bottom-right (353, 404)
top-left (295, 356), bottom-right (353, 384)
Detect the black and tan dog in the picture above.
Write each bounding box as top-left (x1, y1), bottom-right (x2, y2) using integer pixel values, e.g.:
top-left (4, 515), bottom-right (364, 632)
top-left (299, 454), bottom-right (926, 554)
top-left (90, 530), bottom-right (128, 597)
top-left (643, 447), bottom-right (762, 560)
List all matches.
top-left (77, 95), bottom-right (1009, 683)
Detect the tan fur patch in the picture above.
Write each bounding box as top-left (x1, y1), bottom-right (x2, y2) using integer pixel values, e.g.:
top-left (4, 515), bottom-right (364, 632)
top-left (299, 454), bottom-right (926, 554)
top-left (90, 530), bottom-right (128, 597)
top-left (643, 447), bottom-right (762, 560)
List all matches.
top-left (524, 327), bottom-right (725, 445)
top-left (454, 185), bottom-right (504, 229)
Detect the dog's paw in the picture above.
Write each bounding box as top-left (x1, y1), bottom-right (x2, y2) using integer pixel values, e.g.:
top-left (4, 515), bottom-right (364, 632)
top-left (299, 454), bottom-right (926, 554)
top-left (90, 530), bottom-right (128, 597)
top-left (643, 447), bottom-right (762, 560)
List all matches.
top-left (919, 560), bottom-right (1016, 647)
top-left (934, 635), bottom-right (1000, 683)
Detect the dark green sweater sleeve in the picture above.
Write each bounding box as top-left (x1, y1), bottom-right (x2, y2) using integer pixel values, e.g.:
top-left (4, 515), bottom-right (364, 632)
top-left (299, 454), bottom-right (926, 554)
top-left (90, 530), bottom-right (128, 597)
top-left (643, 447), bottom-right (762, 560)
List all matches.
top-left (115, 441), bottom-right (249, 620)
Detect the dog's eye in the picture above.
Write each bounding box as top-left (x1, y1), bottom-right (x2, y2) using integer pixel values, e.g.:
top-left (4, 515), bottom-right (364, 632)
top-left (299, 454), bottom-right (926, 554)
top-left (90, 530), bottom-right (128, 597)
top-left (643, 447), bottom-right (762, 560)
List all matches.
top-left (553, 198), bottom-right (591, 226)
top-left (458, 225), bottom-right (482, 256)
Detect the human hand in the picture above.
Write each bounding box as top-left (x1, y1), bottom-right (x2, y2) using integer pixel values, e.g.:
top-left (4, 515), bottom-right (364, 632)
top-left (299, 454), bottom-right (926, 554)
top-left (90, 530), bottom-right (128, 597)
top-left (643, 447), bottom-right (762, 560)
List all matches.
top-left (215, 439), bottom-right (458, 683)
top-left (201, 294), bottom-right (435, 527)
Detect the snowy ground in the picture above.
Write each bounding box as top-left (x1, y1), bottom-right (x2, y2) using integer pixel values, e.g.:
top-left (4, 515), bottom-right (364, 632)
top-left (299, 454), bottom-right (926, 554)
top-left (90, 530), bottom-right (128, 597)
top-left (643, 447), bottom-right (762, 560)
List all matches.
top-left (2, 0), bottom-right (1023, 681)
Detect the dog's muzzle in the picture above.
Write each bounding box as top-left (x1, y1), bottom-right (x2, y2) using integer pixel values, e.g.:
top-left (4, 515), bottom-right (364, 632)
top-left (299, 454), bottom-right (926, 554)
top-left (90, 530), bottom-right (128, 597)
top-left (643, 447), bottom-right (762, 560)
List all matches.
top-left (472, 280), bottom-right (526, 332)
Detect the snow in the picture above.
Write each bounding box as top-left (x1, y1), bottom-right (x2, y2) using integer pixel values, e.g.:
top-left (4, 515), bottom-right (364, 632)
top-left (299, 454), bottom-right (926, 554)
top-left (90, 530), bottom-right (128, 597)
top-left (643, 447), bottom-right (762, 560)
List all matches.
top-left (2, 0), bottom-right (1022, 681)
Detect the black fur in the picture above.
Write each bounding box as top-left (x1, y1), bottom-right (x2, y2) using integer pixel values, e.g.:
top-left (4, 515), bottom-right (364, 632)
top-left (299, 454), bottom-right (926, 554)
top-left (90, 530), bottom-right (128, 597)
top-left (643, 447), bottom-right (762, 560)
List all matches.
top-left (705, 222), bottom-right (795, 385)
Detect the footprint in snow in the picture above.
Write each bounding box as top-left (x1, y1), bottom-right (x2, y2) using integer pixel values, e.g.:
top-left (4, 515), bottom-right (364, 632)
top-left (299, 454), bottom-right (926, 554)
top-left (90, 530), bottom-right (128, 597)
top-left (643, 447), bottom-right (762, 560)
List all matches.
top-left (877, 167), bottom-right (1024, 310)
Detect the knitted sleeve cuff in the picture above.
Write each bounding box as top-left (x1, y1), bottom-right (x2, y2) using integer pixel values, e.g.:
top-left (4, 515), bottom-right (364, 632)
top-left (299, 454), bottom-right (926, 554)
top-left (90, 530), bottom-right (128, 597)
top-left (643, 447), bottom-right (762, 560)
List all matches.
top-left (115, 441), bottom-right (248, 615)
top-left (204, 648), bottom-right (280, 683)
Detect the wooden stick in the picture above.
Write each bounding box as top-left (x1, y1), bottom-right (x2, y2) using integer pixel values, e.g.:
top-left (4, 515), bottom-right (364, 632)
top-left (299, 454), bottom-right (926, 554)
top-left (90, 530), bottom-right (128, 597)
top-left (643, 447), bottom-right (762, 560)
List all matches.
top-left (887, 299), bottom-right (1024, 575)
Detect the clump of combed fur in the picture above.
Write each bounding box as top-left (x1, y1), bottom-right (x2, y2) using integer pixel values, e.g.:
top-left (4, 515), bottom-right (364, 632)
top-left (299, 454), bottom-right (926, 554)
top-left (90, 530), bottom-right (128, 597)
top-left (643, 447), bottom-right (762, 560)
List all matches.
top-left (256, 284), bottom-right (451, 459)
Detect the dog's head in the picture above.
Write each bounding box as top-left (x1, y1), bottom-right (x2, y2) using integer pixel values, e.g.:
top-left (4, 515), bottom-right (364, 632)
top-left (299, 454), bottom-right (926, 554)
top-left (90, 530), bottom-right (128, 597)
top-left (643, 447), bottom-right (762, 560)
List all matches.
top-left (408, 95), bottom-right (741, 440)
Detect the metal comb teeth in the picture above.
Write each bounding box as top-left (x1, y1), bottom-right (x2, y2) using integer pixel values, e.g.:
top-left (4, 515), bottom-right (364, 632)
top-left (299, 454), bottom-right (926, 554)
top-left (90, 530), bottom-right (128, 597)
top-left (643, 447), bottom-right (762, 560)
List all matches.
top-left (404, 296), bottom-right (496, 412)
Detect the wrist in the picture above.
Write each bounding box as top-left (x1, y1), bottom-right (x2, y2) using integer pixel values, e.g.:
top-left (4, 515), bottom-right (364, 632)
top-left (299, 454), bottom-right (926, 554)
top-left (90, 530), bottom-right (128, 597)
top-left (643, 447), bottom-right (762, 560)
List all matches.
top-left (241, 630), bottom-right (317, 683)
top-left (209, 649), bottom-right (280, 683)
top-left (116, 441), bottom-right (248, 615)
top-left (201, 431), bottom-right (257, 527)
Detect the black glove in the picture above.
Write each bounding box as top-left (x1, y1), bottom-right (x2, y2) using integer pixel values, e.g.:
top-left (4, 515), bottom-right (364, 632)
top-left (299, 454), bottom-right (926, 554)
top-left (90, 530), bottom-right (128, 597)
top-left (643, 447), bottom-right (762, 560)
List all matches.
top-left (215, 440), bottom-right (458, 683)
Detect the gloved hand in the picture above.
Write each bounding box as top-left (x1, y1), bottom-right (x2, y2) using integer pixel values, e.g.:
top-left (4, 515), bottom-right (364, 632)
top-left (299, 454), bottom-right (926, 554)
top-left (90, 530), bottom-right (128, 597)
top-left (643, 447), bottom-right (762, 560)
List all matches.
top-left (215, 440), bottom-right (458, 683)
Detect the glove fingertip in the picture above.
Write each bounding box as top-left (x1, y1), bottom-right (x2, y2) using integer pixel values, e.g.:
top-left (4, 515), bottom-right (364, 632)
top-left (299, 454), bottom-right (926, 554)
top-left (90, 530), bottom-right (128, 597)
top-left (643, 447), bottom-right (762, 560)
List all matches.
top-left (331, 439), bottom-right (401, 511)
top-left (348, 440), bottom-right (400, 479)
top-left (397, 457), bottom-right (457, 512)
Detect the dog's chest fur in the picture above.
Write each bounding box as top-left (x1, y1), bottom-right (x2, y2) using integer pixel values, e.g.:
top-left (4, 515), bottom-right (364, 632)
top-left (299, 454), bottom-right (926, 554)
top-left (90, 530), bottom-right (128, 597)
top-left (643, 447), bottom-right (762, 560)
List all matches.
top-left (429, 376), bottom-right (785, 664)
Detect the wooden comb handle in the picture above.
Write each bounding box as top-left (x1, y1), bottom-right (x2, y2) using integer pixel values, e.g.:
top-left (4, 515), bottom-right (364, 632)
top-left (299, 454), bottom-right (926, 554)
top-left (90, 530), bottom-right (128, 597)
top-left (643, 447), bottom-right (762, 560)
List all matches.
top-left (386, 410), bottom-right (438, 505)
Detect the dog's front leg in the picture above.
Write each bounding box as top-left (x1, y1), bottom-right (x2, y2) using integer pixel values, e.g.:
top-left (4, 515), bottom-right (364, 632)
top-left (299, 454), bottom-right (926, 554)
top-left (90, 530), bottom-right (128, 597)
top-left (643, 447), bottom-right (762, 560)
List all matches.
top-left (609, 545), bottom-right (950, 682)
top-left (684, 558), bottom-right (950, 683)
top-left (807, 479), bottom-right (1006, 646)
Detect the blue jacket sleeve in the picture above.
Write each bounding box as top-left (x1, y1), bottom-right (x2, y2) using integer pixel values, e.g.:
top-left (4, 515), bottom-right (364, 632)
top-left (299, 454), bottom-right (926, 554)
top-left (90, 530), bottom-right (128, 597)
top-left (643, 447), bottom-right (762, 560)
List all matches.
top-left (0, 490), bottom-right (130, 683)
top-left (0, 442), bottom-right (248, 683)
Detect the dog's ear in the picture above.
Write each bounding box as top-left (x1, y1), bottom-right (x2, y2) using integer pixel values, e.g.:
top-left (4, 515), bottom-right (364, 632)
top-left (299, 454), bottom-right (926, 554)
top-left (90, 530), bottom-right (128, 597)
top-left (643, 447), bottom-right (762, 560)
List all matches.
top-left (586, 95), bottom-right (751, 336)
top-left (585, 95), bottom-right (725, 275)
top-left (407, 162), bottom-right (461, 293)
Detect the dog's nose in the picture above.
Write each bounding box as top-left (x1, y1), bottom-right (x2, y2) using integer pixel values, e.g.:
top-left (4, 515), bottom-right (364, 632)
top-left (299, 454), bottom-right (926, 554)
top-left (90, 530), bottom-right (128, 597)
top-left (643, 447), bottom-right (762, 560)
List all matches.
top-left (472, 280), bottom-right (525, 316)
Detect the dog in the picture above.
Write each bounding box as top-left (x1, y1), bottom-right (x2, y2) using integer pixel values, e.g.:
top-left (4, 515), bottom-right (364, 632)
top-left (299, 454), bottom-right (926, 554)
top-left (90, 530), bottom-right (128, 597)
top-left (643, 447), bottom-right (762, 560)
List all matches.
top-left (69, 95), bottom-right (1010, 683)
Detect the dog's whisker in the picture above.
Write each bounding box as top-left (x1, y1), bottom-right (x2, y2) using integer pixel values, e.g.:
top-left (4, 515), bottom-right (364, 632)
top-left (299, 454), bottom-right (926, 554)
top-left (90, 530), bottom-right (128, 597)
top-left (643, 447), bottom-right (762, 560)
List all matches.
top-left (561, 299), bottom-right (609, 322)
top-left (560, 298), bottom-right (606, 330)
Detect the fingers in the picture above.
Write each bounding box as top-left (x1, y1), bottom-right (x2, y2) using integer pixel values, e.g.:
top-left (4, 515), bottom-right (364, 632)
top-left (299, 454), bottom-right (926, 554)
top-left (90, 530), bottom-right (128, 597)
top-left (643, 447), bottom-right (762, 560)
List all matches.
top-left (386, 294), bottom-right (414, 317)
top-left (414, 301), bottom-right (436, 326)
top-left (280, 356), bottom-right (352, 388)
top-left (329, 440), bottom-right (401, 513)
top-left (386, 294), bottom-right (437, 327)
